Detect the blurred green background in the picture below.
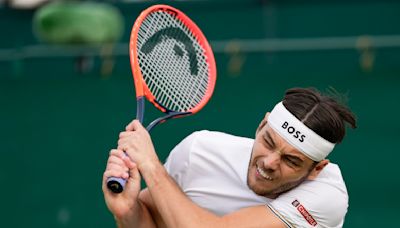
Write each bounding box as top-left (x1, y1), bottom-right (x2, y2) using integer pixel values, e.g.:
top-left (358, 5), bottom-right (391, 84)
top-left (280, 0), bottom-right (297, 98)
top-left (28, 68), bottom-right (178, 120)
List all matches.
top-left (1, 0), bottom-right (399, 227)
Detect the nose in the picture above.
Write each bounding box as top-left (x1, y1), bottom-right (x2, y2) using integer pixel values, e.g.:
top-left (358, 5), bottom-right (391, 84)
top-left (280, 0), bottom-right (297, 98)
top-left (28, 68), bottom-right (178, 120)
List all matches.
top-left (263, 151), bottom-right (281, 171)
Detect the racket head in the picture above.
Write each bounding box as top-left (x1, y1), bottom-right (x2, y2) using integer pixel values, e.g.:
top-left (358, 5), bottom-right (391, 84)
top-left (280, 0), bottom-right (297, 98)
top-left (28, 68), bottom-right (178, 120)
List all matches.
top-left (129, 4), bottom-right (216, 116)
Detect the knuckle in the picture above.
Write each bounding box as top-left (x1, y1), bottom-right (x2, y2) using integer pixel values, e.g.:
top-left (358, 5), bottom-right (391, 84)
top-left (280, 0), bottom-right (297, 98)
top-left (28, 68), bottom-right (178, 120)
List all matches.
top-left (117, 150), bottom-right (125, 157)
top-left (108, 156), bottom-right (120, 165)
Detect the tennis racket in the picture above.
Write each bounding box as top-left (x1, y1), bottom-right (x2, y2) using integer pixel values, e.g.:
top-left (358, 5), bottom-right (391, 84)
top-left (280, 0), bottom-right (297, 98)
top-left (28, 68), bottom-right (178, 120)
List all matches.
top-left (107, 4), bottom-right (217, 193)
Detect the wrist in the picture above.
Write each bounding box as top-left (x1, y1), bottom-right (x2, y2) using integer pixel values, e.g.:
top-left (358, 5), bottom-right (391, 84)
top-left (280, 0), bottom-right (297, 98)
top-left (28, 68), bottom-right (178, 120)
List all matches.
top-left (137, 158), bottom-right (161, 174)
top-left (114, 212), bottom-right (135, 228)
top-left (139, 160), bottom-right (168, 188)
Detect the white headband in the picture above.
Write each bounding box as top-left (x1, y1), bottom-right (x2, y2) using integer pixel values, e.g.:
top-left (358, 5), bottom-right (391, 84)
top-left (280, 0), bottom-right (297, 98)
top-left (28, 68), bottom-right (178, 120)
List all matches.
top-left (268, 102), bottom-right (335, 161)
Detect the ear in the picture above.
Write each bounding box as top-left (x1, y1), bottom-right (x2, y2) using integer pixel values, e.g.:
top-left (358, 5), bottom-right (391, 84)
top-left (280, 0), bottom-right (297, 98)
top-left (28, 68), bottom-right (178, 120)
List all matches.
top-left (256, 112), bottom-right (270, 135)
top-left (307, 159), bottom-right (329, 180)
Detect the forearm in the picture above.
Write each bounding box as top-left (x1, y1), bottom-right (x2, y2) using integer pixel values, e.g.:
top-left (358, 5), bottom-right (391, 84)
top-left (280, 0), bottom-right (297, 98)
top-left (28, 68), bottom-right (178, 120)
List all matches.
top-left (141, 162), bottom-right (222, 228)
top-left (114, 200), bottom-right (157, 228)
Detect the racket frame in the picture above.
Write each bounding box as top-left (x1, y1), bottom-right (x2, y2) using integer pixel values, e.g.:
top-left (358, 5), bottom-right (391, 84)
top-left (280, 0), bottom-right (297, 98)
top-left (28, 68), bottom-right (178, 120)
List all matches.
top-left (130, 4), bottom-right (216, 116)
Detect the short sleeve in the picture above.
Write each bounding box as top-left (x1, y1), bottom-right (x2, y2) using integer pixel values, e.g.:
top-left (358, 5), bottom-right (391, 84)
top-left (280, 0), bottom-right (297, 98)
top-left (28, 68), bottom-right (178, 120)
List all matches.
top-left (267, 179), bottom-right (348, 228)
top-left (164, 132), bottom-right (198, 188)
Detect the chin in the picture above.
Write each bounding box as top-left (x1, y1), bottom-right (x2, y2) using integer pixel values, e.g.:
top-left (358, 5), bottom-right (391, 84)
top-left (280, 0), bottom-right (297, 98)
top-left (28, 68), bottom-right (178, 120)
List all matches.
top-left (247, 166), bottom-right (272, 197)
top-left (248, 182), bottom-right (276, 198)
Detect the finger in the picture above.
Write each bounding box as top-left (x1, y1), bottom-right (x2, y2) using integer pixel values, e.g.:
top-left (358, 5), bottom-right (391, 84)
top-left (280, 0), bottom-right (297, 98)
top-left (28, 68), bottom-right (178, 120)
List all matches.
top-left (125, 119), bottom-right (139, 131)
top-left (117, 142), bottom-right (130, 153)
top-left (105, 163), bottom-right (129, 174)
top-left (105, 165), bottom-right (129, 180)
top-left (103, 169), bottom-right (129, 181)
top-left (109, 149), bottom-right (126, 159)
top-left (125, 164), bottom-right (140, 191)
top-left (106, 150), bottom-right (128, 173)
top-left (126, 119), bottom-right (144, 131)
top-left (110, 149), bottom-right (131, 164)
top-left (128, 164), bottom-right (140, 182)
top-left (123, 156), bottom-right (137, 169)
top-left (117, 135), bottom-right (136, 148)
top-left (107, 155), bottom-right (126, 167)
top-left (125, 119), bottom-right (136, 131)
top-left (119, 131), bottom-right (135, 140)
top-left (119, 148), bottom-right (138, 166)
top-left (117, 140), bottom-right (140, 155)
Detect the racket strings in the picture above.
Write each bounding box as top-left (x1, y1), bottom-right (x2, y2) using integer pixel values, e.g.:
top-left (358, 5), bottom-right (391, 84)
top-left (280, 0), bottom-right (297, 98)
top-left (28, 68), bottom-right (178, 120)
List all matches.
top-left (137, 11), bottom-right (210, 112)
top-left (141, 14), bottom-right (207, 109)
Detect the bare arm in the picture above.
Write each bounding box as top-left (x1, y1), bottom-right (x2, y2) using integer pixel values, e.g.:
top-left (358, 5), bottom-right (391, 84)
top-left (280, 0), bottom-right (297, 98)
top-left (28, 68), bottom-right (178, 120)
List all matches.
top-left (141, 161), bottom-right (285, 228)
top-left (138, 188), bottom-right (167, 228)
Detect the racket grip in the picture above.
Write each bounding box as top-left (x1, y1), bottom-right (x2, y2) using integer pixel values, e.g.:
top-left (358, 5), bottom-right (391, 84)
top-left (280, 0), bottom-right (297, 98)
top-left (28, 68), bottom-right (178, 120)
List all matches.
top-left (106, 176), bottom-right (127, 193)
top-left (106, 97), bottom-right (144, 194)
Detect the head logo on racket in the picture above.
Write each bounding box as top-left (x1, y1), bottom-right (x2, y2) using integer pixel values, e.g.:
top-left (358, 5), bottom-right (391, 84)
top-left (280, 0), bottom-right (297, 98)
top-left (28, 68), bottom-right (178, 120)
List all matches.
top-left (141, 26), bottom-right (199, 76)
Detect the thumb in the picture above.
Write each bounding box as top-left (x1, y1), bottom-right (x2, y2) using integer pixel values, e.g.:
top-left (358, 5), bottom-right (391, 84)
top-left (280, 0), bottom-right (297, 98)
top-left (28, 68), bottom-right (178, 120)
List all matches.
top-left (123, 158), bottom-right (141, 191)
top-left (128, 163), bottom-right (140, 182)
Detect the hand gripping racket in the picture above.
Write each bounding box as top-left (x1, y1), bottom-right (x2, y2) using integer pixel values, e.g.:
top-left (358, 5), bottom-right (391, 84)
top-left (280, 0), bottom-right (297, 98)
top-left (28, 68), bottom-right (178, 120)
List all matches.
top-left (107, 5), bottom-right (217, 193)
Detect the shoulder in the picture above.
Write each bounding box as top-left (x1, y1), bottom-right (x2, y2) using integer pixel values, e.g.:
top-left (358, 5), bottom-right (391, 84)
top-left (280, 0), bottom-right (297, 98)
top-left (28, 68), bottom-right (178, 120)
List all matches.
top-left (164, 130), bottom-right (240, 166)
top-left (184, 130), bottom-right (254, 160)
top-left (188, 130), bottom-right (252, 143)
top-left (188, 130), bottom-right (254, 147)
top-left (164, 130), bottom-right (253, 189)
top-left (269, 163), bottom-right (348, 228)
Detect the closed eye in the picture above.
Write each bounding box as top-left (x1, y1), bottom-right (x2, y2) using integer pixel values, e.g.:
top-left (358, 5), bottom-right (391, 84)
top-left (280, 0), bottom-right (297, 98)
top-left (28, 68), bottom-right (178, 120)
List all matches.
top-left (283, 156), bottom-right (302, 167)
top-left (263, 136), bottom-right (274, 150)
top-left (264, 131), bottom-right (276, 149)
top-left (285, 158), bottom-right (298, 166)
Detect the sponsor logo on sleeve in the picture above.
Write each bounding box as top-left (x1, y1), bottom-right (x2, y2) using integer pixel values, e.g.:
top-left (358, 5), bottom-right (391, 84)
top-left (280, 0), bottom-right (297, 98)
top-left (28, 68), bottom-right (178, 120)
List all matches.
top-left (291, 200), bottom-right (317, 226)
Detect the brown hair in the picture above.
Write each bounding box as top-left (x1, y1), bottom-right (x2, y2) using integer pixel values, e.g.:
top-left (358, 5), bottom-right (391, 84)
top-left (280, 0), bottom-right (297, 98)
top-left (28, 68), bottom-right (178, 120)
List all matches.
top-left (282, 87), bottom-right (357, 144)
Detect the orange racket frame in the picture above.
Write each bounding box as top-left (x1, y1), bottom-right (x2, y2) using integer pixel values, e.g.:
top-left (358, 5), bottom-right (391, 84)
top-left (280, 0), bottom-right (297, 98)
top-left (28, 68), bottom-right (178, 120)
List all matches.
top-left (130, 4), bottom-right (216, 117)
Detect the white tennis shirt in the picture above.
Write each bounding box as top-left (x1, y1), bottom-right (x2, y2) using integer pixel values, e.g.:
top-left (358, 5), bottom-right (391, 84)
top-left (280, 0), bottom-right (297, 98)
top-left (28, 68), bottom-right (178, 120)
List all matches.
top-left (164, 130), bottom-right (349, 228)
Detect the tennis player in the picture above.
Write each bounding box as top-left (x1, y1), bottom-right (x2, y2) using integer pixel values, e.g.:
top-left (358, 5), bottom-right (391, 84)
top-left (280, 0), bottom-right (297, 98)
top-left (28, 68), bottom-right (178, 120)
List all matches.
top-left (102, 87), bottom-right (356, 228)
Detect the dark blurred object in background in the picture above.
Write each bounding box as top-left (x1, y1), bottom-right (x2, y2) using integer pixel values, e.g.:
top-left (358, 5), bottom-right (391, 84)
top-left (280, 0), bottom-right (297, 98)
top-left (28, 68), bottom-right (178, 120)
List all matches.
top-left (32, 1), bottom-right (124, 75)
top-left (33, 1), bottom-right (124, 44)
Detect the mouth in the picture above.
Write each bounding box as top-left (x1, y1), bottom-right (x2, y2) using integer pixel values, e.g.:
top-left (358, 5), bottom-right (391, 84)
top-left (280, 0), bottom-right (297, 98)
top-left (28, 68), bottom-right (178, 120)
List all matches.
top-left (256, 164), bottom-right (273, 181)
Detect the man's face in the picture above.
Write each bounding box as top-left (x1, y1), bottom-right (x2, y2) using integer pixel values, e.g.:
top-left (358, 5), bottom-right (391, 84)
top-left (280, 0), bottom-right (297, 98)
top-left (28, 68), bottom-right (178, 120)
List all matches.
top-left (247, 121), bottom-right (317, 198)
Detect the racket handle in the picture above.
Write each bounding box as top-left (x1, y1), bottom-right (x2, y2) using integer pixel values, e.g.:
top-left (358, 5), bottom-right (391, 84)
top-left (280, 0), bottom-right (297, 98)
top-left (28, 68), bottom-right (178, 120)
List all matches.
top-left (106, 176), bottom-right (126, 193)
top-left (136, 96), bottom-right (145, 123)
top-left (106, 97), bottom-right (145, 194)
